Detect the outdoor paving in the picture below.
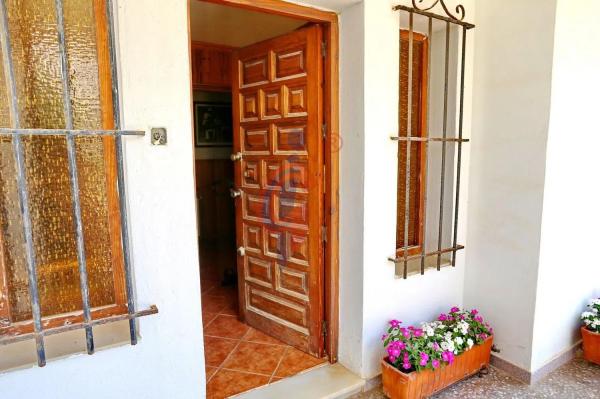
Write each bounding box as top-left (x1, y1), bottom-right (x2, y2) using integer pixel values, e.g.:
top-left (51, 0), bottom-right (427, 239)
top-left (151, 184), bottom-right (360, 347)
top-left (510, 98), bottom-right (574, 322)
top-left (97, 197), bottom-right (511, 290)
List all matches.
top-left (352, 355), bottom-right (600, 399)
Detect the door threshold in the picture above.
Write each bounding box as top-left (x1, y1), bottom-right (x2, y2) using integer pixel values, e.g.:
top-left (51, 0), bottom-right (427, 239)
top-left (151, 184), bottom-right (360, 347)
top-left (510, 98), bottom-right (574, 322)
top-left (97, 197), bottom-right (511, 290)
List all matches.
top-left (231, 363), bottom-right (365, 399)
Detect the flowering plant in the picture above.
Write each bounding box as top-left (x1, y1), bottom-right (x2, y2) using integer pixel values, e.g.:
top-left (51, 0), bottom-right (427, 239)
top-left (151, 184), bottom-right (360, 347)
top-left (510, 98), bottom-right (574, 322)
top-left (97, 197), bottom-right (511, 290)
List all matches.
top-left (382, 307), bottom-right (493, 372)
top-left (582, 298), bottom-right (600, 333)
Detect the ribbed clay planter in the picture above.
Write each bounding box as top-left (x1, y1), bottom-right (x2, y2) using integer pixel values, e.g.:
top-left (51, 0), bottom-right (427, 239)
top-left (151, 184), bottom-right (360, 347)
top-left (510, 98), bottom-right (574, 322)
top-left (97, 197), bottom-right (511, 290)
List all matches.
top-left (381, 337), bottom-right (493, 399)
top-left (581, 327), bottom-right (600, 365)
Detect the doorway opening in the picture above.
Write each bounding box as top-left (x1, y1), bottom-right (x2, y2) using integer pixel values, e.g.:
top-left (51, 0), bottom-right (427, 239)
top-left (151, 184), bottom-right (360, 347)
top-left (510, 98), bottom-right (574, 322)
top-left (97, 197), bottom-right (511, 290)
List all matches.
top-left (190, 1), bottom-right (339, 397)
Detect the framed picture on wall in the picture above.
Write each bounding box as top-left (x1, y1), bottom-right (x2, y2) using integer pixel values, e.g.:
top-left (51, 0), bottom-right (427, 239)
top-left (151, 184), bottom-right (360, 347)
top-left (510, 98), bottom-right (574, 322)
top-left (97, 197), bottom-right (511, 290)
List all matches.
top-left (194, 102), bottom-right (233, 147)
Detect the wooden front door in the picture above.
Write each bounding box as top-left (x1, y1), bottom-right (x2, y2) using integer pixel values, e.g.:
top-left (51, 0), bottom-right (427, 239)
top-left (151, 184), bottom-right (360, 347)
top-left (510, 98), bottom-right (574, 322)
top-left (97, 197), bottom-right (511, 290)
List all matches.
top-left (232, 25), bottom-right (324, 357)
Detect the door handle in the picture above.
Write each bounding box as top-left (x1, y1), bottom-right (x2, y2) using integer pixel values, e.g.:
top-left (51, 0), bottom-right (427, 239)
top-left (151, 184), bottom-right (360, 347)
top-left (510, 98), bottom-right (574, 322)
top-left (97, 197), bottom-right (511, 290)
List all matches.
top-left (230, 188), bottom-right (242, 198)
top-left (237, 246), bottom-right (246, 257)
top-left (230, 152), bottom-right (243, 161)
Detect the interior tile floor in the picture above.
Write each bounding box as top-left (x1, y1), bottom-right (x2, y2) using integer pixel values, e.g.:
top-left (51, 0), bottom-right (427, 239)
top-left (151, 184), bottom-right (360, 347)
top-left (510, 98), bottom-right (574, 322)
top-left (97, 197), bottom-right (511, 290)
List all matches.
top-left (200, 242), bottom-right (327, 399)
top-left (352, 354), bottom-right (600, 399)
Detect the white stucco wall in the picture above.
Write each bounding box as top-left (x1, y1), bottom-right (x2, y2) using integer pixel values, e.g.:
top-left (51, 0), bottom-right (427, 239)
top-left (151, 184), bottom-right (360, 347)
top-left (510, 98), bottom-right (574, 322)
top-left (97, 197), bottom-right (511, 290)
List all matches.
top-left (464, 0), bottom-right (557, 372)
top-left (531, 0), bottom-right (600, 373)
top-left (338, 0), bottom-right (366, 376)
top-left (1, 1), bottom-right (205, 398)
top-left (337, 0), bottom-right (474, 379)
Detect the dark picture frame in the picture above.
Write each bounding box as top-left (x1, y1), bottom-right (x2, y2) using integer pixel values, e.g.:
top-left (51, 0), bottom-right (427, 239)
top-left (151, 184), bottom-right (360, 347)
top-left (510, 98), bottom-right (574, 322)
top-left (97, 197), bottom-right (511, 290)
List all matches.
top-left (194, 102), bottom-right (233, 147)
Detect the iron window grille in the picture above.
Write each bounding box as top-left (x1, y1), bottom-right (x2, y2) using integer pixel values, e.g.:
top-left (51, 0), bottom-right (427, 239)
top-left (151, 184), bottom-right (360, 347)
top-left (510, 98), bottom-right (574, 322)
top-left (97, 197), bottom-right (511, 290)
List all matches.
top-left (0, 0), bottom-right (157, 367)
top-left (390, 1), bottom-right (474, 278)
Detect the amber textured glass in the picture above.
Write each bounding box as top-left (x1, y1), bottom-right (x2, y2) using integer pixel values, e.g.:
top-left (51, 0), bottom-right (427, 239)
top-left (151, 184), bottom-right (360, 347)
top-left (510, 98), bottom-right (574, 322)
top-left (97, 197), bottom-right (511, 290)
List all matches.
top-left (397, 36), bottom-right (425, 250)
top-left (0, 0), bottom-right (119, 323)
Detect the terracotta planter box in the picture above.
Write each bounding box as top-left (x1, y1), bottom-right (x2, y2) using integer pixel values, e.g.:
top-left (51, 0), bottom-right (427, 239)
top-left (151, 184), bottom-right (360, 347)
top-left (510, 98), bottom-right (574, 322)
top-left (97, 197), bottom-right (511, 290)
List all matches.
top-left (581, 327), bottom-right (600, 365)
top-left (381, 337), bottom-right (493, 399)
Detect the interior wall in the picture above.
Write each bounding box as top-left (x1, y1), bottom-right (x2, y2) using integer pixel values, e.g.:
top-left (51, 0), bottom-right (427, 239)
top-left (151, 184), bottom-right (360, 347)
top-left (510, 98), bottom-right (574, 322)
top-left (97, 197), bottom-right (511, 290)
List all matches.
top-left (531, 0), bottom-right (600, 373)
top-left (464, 0), bottom-right (557, 372)
top-left (1, 0), bottom-right (205, 397)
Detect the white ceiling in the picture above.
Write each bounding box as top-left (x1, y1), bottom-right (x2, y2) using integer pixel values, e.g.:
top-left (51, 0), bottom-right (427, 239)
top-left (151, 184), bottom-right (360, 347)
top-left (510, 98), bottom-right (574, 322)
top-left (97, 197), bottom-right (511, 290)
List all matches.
top-left (190, 2), bottom-right (307, 48)
top-left (284, 0), bottom-right (361, 12)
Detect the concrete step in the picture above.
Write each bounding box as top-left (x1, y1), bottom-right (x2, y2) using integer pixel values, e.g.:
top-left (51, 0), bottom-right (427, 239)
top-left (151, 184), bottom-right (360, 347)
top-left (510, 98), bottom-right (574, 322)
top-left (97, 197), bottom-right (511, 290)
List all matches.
top-left (232, 363), bottom-right (366, 399)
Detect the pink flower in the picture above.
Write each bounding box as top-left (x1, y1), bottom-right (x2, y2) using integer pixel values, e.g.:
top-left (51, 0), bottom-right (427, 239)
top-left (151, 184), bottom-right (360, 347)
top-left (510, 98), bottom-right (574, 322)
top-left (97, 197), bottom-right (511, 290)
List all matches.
top-left (389, 356), bottom-right (397, 363)
top-left (381, 334), bottom-right (388, 341)
top-left (388, 347), bottom-right (401, 358)
top-left (402, 362), bottom-right (411, 370)
top-left (450, 306), bottom-right (460, 313)
top-left (432, 359), bottom-right (440, 369)
top-left (459, 314), bottom-right (466, 320)
top-left (438, 313), bottom-right (448, 321)
top-left (471, 309), bottom-right (479, 315)
top-left (419, 352), bottom-right (429, 366)
top-left (401, 328), bottom-right (411, 339)
top-left (390, 320), bottom-right (401, 328)
top-left (442, 351), bottom-right (455, 364)
top-left (413, 329), bottom-right (424, 338)
top-left (474, 315), bottom-right (483, 323)
top-left (432, 342), bottom-right (440, 351)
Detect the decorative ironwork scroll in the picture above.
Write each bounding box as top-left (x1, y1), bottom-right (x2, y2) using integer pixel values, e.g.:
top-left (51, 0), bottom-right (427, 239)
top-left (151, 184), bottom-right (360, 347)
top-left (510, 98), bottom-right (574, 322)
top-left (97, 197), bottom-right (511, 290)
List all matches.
top-left (412, 0), bottom-right (466, 22)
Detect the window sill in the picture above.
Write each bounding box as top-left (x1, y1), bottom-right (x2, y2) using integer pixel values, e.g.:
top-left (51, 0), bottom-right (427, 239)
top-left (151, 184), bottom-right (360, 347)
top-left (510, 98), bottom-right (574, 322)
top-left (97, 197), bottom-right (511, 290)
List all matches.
top-left (0, 319), bottom-right (133, 374)
top-left (394, 255), bottom-right (453, 279)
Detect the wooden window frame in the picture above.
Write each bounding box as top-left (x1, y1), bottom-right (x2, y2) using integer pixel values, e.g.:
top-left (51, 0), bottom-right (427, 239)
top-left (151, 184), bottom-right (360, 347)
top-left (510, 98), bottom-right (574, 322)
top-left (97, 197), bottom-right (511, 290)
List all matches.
top-left (0, 0), bottom-right (128, 338)
top-left (396, 30), bottom-right (429, 258)
top-left (193, 0), bottom-right (339, 363)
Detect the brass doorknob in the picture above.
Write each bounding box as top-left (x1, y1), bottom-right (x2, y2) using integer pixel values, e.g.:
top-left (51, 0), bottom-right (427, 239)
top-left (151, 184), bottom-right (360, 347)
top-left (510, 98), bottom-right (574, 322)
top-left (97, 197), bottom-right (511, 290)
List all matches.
top-left (230, 188), bottom-right (242, 198)
top-left (237, 247), bottom-right (246, 256)
top-left (230, 152), bottom-right (243, 161)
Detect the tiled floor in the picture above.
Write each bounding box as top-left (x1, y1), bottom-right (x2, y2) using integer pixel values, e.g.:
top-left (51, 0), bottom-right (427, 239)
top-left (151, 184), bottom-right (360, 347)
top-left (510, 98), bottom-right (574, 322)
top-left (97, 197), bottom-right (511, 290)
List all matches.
top-left (352, 354), bottom-right (600, 399)
top-left (200, 242), bottom-right (327, 399)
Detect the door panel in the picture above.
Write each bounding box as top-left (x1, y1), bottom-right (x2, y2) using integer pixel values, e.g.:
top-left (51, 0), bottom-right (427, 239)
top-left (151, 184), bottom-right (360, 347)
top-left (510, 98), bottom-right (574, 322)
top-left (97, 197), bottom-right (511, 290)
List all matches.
top-left (232, 25), bottom-right (324, 356)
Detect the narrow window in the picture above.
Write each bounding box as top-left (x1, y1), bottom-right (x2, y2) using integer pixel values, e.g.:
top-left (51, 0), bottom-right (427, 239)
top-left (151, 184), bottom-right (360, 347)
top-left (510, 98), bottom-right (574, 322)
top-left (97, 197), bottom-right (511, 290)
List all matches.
top-left (396, 30), bottom-right (428, 256)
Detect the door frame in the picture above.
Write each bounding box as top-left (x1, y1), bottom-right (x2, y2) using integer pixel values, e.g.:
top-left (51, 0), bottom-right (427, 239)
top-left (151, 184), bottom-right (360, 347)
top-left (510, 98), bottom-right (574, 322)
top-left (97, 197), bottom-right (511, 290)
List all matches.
top-left (195, 0), bottom-right (340, 363)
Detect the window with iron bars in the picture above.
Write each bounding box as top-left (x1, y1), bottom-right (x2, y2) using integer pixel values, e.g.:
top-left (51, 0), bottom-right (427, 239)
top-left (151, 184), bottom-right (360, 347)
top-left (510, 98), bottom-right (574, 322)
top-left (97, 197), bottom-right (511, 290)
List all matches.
top-left (0, 0), bottom-right (156, 368)
top-left (391, 1), bottom-right (474, 278)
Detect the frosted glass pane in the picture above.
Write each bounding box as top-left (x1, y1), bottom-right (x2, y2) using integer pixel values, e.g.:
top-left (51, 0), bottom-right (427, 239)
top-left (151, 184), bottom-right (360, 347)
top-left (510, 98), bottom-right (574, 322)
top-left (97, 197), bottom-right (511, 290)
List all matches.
top-left (64, 0), bottom-right (102, 130)
top-left (0, 136), bottom-right (29, 321)
top-left (0, 0), bottom-right (120, 323)
top-left (0, 46), bottom-right (10, 128)
top-left (75, 135), bottom-right (116, 309)
top-left (6, 0), bottom-right (65, 129)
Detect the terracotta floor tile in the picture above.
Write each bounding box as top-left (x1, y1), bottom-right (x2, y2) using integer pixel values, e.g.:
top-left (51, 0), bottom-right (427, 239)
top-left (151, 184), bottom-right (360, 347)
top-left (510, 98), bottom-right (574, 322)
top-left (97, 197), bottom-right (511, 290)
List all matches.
top-left (204, 315), bottom-right (249, 339)
top-left (201, 280), bottom-right (218, 294)
top-left (207, 285), bottom-right (238, 298)
top-left (243, 328), bottom-right (287, 346)
top-left (207, 369), bottom-right (270, 399)
top-left (205, 366), bottom-right (218, 380)
top-left (202, 312), bottom-right (218, 326)
top-left (201, 295), bottom-right (229, 314)
top-left (222, 341), bottom-right (286, 375)
top-left (220, 296), bottom-right (239, 316)
top-left (274, 347), bottom-right (327, 378)
top-left (203, 336), bottom-right (239, 367)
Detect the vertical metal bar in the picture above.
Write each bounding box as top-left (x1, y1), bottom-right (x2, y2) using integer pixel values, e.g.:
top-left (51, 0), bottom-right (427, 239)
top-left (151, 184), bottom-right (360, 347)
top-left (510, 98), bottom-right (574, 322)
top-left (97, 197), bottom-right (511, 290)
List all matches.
top-left (55, 0), bottom-right (95, 354)
top-left (106, 0), bottom-right (137, 345)
top-left (451, 26), bottom-right (467, 267)
top-left (0, 0), bottom-right (46, 367)
top-left (437, 22), bottom-right (450, 270)
top-left (402, 12), bottom-right (414, 279)
top-left (420, 17), bottom-right (433, 275)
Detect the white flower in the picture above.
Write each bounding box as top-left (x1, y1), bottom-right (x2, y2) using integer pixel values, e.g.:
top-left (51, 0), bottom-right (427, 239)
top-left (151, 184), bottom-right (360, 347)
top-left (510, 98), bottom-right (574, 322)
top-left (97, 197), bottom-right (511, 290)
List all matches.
top-left (582, 311), bottom-right (594, 319)
top-left (467, 339), bottom-right (474, 349)
top-left (455, 337), bottom-right (464, 346)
